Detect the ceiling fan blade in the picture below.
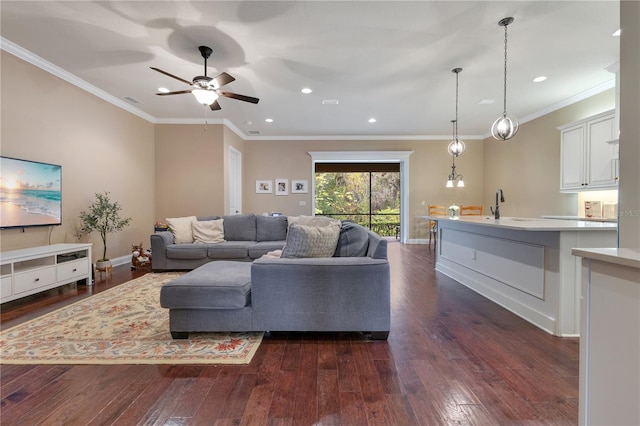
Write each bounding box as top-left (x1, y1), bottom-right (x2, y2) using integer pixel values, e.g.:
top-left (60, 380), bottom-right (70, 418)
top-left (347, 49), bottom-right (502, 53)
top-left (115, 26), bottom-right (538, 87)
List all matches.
top-left (211, 72), bottom-right (235, 89)
top-left (209, 100), bottom-right (222, 111)
top-left (156, 90), bottom-right (193, 96)
top-left (220, 91), bottom-right (260, 104)
top-left (150, 67), bottom-right (192, 85)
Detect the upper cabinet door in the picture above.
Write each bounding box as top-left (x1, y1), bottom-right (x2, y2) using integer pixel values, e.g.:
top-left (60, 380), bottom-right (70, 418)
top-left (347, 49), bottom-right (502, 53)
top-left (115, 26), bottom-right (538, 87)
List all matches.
top-left (587, 115), bottom-right (617, 188)
top-left (560, 124), bottom-right (586, 191)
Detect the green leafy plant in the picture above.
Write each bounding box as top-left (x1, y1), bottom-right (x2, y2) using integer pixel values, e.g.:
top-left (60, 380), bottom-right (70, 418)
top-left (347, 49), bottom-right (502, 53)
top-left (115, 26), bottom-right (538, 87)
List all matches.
top-left (79, 192), bottom-right (132, 262)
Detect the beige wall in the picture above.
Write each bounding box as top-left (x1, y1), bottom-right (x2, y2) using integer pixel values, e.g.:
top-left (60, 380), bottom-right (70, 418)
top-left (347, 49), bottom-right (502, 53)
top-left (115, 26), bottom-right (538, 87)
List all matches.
top-left (241, 139), bottom-right (485, 240)
top-left (0, 51), bottom-right (155, 259)
top-left (154, 124), bottom-right (225, 220)
top-left (483, 89), bottom-right (615, 219)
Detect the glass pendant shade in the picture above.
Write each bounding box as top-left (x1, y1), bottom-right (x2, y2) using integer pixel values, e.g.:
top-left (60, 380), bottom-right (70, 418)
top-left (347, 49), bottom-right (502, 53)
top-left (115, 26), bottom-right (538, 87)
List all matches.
top-left (457, 179), bottom-right (465, 188)
top-left (192, 89), bottom-right (219, 105)
top-left (447, 139), bottom-right (466, 157)
top-left (446, 179), bottom-right (454, 188)
top-left (491, 114), bottom-right (519, 140)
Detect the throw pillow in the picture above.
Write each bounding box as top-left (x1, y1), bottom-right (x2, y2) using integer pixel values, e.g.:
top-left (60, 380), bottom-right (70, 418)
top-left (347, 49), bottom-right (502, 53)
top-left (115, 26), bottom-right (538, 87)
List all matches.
top-left (281, 223), bottom-right (341, 258)
top-left (192, 219), bottom-right (225, 244)
top-left (288, 215), bottom-right (341, 229)
top-left (256, 215), bottom-right (288, 241)
top-left (222, 214), bottom-right (257, 241)
top-left (333, 221), bottom-right (370, 257)
top-left (166, 216), bottom-right (197, 244)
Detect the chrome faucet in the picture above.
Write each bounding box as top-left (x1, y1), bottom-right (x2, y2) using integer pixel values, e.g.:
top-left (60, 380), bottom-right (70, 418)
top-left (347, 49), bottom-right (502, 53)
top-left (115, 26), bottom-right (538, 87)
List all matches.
top-left (490, 188), bottom-right (505, 219)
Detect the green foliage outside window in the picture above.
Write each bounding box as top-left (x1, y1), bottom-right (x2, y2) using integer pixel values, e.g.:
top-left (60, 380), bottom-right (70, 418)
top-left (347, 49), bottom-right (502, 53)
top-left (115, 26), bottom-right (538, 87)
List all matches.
top-left (315, 172), bottom-right (400, 236)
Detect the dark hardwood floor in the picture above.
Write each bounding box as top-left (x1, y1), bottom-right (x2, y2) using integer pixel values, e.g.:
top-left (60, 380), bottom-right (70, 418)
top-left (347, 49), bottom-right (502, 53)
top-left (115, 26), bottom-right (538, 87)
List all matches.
top-left (0, 242), bottom-right (579, 425)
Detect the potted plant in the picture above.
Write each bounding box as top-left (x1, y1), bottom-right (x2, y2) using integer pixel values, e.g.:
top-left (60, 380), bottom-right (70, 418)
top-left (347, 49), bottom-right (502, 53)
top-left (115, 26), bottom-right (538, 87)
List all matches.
top-left (79, 191), bottom-right (132, 269)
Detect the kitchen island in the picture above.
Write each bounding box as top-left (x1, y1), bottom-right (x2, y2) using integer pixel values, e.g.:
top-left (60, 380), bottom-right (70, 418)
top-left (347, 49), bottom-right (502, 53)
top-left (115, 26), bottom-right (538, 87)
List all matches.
top-left (421, 216), bottom-right (617, 336)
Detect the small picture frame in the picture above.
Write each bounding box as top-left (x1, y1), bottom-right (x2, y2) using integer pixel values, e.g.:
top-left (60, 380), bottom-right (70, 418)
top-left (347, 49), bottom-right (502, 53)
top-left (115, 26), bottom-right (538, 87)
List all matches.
top-left (291, 180), bottom-right (309, 194)
top-left (256, 180), bottom-right (273, 194)
top-left (275, 178), bottom-right (288, 196)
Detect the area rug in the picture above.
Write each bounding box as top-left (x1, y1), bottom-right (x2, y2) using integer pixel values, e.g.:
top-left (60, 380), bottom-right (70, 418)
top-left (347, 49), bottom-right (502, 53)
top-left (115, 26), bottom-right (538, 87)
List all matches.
top-left (0, 272), bottom-right (263, 365)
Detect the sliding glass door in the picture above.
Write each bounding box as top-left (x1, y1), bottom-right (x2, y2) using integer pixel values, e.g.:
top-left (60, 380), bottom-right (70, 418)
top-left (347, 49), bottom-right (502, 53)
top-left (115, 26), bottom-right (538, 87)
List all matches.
top-left (315, 163), bottom-right (400, 237)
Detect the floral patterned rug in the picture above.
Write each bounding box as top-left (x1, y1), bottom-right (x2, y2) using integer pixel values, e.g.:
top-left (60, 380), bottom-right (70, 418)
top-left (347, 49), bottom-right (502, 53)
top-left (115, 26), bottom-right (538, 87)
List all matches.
top-left (0, 272), bottom-right (263, 365)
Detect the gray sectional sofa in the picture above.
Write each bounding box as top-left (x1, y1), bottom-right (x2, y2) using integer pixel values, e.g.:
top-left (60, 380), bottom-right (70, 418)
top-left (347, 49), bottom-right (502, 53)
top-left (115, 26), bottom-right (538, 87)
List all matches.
top-left (151, 214), bottom-right (288, 271)
top-left (157, 215), bottom-right (391, 339)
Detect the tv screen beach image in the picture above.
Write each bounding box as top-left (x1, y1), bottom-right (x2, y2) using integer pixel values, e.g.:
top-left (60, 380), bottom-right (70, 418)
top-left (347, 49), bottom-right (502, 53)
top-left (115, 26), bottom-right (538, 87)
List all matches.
top-left (0, 157), bottom-right (62, 228)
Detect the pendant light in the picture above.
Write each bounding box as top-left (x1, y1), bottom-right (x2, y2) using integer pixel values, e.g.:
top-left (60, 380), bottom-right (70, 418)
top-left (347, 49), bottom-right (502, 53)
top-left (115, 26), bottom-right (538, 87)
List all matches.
top-left (447, 68), bottom-right (466, 156)
top-left (491, 17), bottom-right (519, 140)
top-left (446, 120), bottom-right (465, 188)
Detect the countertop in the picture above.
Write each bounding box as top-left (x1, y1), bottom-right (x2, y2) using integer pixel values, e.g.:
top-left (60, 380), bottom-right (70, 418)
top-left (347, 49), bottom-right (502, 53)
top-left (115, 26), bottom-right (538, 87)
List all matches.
top-left (417, 216), bottom-right (618, 232)
top-left (571, 247), bottom-right (640, 269)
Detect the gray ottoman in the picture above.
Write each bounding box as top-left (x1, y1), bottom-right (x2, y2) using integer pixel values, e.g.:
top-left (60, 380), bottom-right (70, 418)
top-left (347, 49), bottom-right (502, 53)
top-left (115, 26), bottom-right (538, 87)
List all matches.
top-left (160, 261), bottom-right (253, 338)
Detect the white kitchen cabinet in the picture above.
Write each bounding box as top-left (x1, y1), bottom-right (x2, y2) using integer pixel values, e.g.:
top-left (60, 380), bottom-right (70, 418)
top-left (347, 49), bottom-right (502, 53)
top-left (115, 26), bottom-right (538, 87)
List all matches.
top-left (559, 110), bottom-right (618, 192)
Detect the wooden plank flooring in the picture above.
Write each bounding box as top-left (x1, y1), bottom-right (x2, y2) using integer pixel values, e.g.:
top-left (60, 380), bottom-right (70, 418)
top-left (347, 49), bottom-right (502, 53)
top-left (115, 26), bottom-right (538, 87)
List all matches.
top-left (0, 242), bottom-right (579, 425)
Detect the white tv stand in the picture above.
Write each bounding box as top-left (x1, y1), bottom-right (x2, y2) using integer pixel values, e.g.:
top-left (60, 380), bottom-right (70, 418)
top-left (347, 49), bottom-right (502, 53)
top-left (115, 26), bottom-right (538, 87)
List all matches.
top-left (0, 243), bottom-right (92, 304)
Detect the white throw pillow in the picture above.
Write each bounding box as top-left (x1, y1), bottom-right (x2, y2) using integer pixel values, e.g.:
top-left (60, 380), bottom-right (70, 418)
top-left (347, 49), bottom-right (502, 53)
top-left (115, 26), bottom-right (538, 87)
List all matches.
top-left (192, 219), bottom-right (225, 244)
top-left (166, 216), bottom-right (197, 244)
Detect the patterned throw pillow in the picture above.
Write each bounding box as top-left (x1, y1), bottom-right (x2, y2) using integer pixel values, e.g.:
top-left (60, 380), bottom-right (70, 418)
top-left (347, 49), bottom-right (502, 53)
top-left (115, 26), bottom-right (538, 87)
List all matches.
top-left (281, 223), bottom-right (341, 258)
top-left (192, 219), bottom-right (225, 244)
top-left (165, 216), bottom-right (197, 244)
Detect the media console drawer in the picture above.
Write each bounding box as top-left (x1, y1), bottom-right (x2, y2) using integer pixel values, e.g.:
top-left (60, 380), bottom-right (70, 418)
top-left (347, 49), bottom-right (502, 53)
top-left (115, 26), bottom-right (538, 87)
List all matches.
top-left (58, 258), bottom-right (90, 282)
top-left (14, 266), bottom-right (57, 294)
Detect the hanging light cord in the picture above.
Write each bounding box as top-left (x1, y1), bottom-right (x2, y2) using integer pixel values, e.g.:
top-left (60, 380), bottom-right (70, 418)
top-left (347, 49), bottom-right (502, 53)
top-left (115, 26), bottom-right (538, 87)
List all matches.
top-left (455, 71), bottom-right (460, 140)
top-left (502, 22), bottom-right (509, 116)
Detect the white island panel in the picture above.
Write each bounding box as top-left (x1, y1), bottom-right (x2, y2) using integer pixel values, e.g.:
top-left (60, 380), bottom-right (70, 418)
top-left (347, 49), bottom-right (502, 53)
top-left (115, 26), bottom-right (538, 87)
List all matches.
top-left (431, 217), bottom-right (616, 336)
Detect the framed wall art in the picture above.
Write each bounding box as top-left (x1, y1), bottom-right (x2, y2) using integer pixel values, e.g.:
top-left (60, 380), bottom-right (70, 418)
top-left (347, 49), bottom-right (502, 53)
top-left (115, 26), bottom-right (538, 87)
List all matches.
top-left (291, 179), bottom-right (309, 193)
top-left (275, 178), bottom-right (289, 196)
top-left (256, 180), bottom-right (273, 194)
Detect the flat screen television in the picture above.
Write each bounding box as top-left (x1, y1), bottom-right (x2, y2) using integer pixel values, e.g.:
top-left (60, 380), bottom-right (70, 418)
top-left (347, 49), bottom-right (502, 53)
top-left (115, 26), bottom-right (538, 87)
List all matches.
top-left (0, 156), bottom-right (62, 229)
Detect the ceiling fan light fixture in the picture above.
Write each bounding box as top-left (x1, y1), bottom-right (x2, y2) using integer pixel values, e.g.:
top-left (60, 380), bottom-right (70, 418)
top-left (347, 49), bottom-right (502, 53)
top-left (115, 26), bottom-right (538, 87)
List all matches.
top-left (192, 89), bottom-right (219, 106)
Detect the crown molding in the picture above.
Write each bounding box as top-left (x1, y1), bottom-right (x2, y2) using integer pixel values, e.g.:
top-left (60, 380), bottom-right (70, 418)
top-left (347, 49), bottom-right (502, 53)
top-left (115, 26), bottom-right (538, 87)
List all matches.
top-left (1, 37), bottom-right (157, 123)
top-left (3, 37), bottom-right (616, 142)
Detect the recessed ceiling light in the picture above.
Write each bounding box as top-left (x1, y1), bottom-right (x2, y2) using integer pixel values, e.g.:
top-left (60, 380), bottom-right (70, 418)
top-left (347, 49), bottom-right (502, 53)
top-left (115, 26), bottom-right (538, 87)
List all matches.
top-left (265, 118), bottom-right (274, 123)
top-left (368, 118), bottom-right (376, 123)
top-left (158, 87), bottom-right (170, 93)
top-left (301, 88), bottom-right (312, 94)
top-left (533, 76), bottom-right (547, 83)
top-left (478, 99), bottom-right (495, 105)
top-left (612, 29), bottom-right (621, 37)
top-left (321, 99), bottom-right (339, 105)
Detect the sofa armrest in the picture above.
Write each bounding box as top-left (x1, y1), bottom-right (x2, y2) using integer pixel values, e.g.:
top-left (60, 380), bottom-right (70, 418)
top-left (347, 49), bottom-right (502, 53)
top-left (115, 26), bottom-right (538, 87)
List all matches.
top-left (251, 256), bottom-right (390, 332)
top-left (150, 231), bottom-right (174, 270)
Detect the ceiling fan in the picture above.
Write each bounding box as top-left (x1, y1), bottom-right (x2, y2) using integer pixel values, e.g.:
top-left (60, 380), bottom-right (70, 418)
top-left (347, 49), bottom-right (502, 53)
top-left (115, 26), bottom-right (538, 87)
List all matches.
top-left (151, 45), bottom-right (259, 110)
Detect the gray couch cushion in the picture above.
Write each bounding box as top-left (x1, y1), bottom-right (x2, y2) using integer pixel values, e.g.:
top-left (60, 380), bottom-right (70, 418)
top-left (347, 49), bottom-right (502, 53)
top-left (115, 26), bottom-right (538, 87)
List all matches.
top-left (256, 215), bottom-right (288, 241)
top-left (334, 221), bottom-right (370, 257)
top-left (166, 244), bottom-right (208, 260)
top-left (249, 240), bottom-right (287, 259)
top-left (160, 261), bottom-right (252, 309)
top-left (207, 241), bottom-right (254, 259)
top-left (223, 214), bottom-right (257, 241)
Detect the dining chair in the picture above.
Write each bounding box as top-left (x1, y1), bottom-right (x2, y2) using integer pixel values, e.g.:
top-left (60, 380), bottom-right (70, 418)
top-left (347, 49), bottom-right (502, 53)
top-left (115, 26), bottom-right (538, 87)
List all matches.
top-left (428, 204), bottom-right (446, 249)
top-left (460, 205), bottom-right (484, 216)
